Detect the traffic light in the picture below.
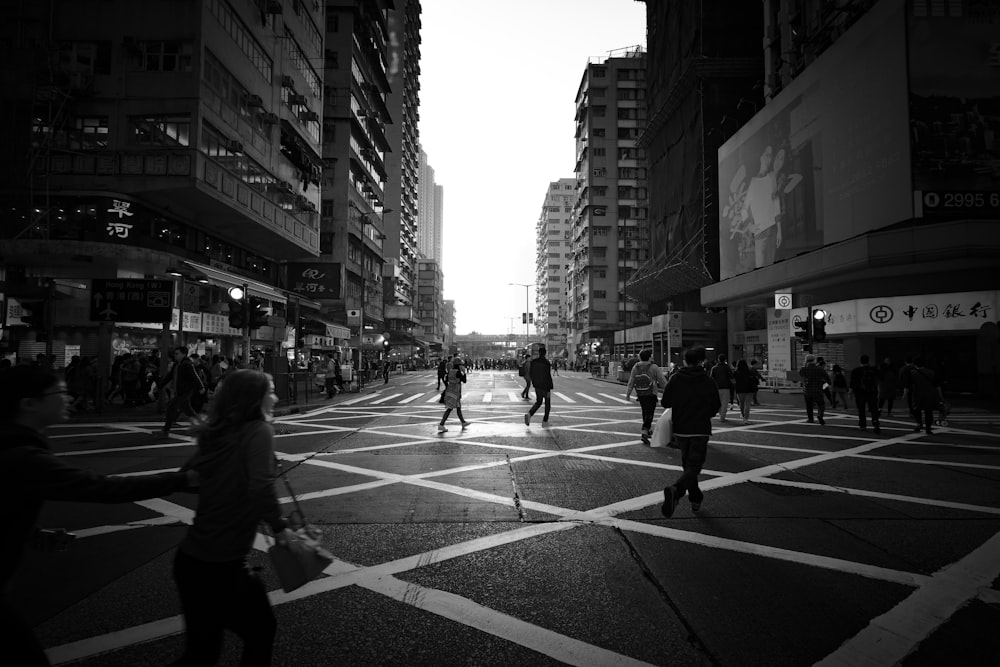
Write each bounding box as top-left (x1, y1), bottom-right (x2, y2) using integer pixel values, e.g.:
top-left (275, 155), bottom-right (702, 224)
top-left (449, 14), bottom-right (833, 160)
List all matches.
top-left (812, 309), bottom-right (827, 342)
top-left (522, 313), bottom-right (527, 324)
top-left (793, 313), bottom-right (812, 349)
top-left (528, 313), bottom-right (534, 324)
top-left (382, 338), bottom-right (390, 352)
top-left (228, 299), bottom-right (245, 329)
top-left (248, 297), bottom-right (268, 329)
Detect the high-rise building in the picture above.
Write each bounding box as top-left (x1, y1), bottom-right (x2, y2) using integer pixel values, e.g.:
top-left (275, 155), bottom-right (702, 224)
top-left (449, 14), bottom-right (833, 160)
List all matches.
top-left (416, 146), bottom-right (441, 261)
top-left (535, 178), bottom-right (576, 358)
top-left (416, 259), bottom-right (444, 346)
top-left (1, 0), bottom-right (332, 368)
top-left (567, 46), bottom-right (648, 364)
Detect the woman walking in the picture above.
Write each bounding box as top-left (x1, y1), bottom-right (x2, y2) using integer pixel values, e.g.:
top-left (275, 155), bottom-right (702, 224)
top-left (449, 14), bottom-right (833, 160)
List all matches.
top-left (170, 370), bottom-right (292, 666)
top-left (437, 357), bottom-right (469, 432)
top-left (733, 359), bottom-right (756, 424)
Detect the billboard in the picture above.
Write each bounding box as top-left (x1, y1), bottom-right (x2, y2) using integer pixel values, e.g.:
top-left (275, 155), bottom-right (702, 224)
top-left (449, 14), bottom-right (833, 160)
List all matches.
top-left (910, 0), bottom-right (1000, 217)
top-left (287, 262), bottom-right (342, 299)
top-left (718, 0), bottom-right (912, 280)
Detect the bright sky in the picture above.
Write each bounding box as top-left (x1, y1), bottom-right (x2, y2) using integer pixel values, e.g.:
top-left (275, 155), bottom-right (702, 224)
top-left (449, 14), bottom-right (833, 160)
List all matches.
top-left (418, 0), bottom-right (647, 335)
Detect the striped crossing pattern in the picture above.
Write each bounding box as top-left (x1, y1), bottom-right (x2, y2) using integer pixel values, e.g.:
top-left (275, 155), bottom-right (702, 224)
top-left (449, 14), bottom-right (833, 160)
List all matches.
top-left (333, 390), bottom-right (634, 407)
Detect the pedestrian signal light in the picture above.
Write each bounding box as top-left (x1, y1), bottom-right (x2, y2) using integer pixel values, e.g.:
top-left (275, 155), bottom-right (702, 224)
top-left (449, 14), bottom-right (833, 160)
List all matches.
top-left (812, 309), bottom-right (827, 342)
top-left (528, 313), bottom-right (534, 324)
top-left (248, 297), bottom-right (268, 329)
top-left (522, 313), bottom-right (527, 324)
top-left (793, 316), bottom-right (811, 343)
top-left (228, 300), bottom-right (245, 329)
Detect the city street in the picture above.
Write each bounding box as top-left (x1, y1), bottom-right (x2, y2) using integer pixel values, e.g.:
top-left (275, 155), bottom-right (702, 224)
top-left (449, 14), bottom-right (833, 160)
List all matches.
top-left (15, 370), bottom-right (1000, 666)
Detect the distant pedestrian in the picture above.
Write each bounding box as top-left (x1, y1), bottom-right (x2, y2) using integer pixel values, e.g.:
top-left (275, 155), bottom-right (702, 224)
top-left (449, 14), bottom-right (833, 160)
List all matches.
top-left (830, 364), bottom-right (849, 409)
top-left (438, 358), bottom-right (469, 432)
top-left (524, 346), bottom-right (554, 427)
top-left (170, 369), bottom-right (290, 666)
top-left (877, 357), bottom-right (897, 417)
top-left (733, 359), bottom-right (756, 424)
top-left (660, 347), bottom-right (722, 517)
top-left (817, 357), bottom-right (835, 407)
top-left (709, 355), bottom-right (734, 421)
top-left (159, 347), bottom-right (206, 438)
top-left (625, 349), bottom-right (668, 442)
top-left (749, 359), bottom-right (764, 405)
top-left (849, 355), bottom-right (881, 433)
top-left (898, 357), bottom-right (917, 420)
top-left (382, 359), bottom-right (390, 384)
top-left (900, 357), bottom-right (943, 435)
top-left (798, 354), bottom-right (830, 425)
top-left (436, 356), bottom-right (449, 390)
top-left (519, 353), bottom-right (532, 400)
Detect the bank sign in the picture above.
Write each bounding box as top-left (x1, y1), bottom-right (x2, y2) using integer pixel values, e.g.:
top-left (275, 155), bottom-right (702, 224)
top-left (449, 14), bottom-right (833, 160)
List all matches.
top-left (789, 291), bottom-right (998, 336)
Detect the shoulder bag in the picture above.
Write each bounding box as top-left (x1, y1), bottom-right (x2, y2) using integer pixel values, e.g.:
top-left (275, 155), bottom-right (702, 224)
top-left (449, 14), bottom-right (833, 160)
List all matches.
top-left (267, 459), bottom-right (334, 593)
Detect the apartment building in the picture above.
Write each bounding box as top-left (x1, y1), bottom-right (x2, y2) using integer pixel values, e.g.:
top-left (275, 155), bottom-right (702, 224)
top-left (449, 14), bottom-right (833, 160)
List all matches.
top-left (567, 46), bottom-right (648, 364)
top-left (535, 178), bottom-right (576, 358)
top-left (416, 146), bottom-right (442, 261)
top-left (416, 259), bottom-right (444, 347)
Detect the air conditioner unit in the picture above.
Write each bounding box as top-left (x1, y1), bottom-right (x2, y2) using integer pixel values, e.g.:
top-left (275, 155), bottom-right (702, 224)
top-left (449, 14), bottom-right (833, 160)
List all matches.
top-left (276, 180), bottom-right (293, 193)
top-left (224, 139), bottom-right (244, 153)
top-left (289, 93), bottom-right (307, 105)
top-left (300, 110), bottom-right (319, 122)
top-left (246, 94), bottom-right (263, 108)
top-left (281, 75), bottom-right (295, 88)
top-left (266, 0), bottom-right (282, 15)
top-left (260, 112), bottom-right (279, 124)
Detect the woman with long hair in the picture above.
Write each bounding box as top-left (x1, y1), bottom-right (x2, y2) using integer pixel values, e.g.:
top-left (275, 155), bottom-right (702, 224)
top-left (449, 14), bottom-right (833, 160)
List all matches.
top-left (437, 357), bottom-right (469, 432)
top-left (0, 365), bottom-right (195, 666)
top-left (733, 359), bottom-right (756, 424)
top-left (170, 370), bottom-right (291, 666)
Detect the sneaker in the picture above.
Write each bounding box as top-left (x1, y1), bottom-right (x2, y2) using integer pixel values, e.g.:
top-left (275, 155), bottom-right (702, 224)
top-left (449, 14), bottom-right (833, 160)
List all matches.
top-left (437, 424), bottom-right (447, 433)
top-left (523, 414), bottom-right (531, 426)
top-left (460, 421), bottom-right (471, 429)
top-left (818, 418), bottom-right (825, 426)
top-left (807, 419), bottom-right (814, 423)
top-left (541, 421), bottom-right (549, 428)
top-left (691, 500), bottom-right (702, 512)
top-left (661, 487), bottom-right (678, 518)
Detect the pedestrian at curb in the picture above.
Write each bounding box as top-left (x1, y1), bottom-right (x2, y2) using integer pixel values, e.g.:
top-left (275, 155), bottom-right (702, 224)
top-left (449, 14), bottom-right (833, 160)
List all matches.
top-left (519, 353), bottom-right (532, 400)
top-left (799, 354), bottom-right (830, 425)
top-left (900, 357), bottom-right (943, 435)
top-left (849, 355), bottom-right (881, 433)
top-left (710, 354), bottom-right (735, 421)
top-left (830, 364), bottom-right (849, 409)
top-left (159, 346), bottom-right (206, 438)
top-left (625, 348), bottom-right (668, 443)
top-left (524, 346), bottom-right (554, 427)
top-left (750, 359), bottom-right (764, 405)
top-left (733, 359), bottom-right (756, 424)
top-left (170, 370), bottom-right (291, 666)
top-left (0, 365), bottom-right (197, 667)
top-left (660, 347), bottom-right (721, 517)
top-left (438, 357), bottom-right (469, 432)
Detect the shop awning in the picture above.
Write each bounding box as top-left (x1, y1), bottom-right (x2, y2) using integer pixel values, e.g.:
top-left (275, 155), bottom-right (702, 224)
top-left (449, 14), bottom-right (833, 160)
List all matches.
top-left (184, 260), bottom-right (287, 303)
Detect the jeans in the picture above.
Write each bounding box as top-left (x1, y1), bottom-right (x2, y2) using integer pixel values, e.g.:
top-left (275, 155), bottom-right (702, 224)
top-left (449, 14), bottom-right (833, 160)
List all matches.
top-left (717, 389), bottom-right (730, 420)
top-left (671, 435), bottom-right (708, 503)
top-left (913, 407), bottom-right (935, 433)
top-left (754, 225), bottom-right (777, 267)
top-left (163, 390), bottom-right (197, 434)
top-left (855, 391), bottom-right (879, 429)
top-left (637, 394), bottom-right (657, 430)
top-left (736, 392), bottom-right (754, 421)
top-left (521, 378), bottom-right (532, 398)
top-left (169, 550), bottom-right (275, 667)
top-left (804, 391), bottom-right (825, 422)
top-left (529, 389), bottom-right (551, 421)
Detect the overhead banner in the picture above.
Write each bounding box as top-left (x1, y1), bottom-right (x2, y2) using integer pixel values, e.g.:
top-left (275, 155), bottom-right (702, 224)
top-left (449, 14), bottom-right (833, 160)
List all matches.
top-left (287, 262), bottom-right (341, 299)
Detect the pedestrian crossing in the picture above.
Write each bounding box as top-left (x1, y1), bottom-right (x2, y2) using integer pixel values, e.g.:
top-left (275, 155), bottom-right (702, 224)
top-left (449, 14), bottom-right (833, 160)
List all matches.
top-left (333, 389), bottom-right (637, 407)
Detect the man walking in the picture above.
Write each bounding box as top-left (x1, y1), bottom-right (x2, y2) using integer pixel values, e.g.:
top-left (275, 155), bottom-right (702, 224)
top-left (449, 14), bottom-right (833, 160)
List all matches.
top-left (660, 347), bottom-right (721, 516)
top-left (436, 356), bottom-right (449, 390)
top-left (322, 352), bottom-right (339, 398)
top-left (519, 353), bottom-right (532, 400)
top-left (709, 355), bottom-right (734, 421)
top-left (849, 354), bottom-right (881, 433)
top-left (625, 348), bottom-right (667, 444)
top-left (523, 346), bottom-right (554, 427)
top-left (159, 347), bottom-right (205, 438)
top-left (901, 357), bottom-right (944, 435)
top-left (798, 354), bottom-right (830, 425)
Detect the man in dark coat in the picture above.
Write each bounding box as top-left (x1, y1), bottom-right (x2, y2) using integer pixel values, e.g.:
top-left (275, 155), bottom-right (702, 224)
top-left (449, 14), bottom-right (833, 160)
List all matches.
top-left (798, 354), bottom-right (830, 425)
top-left (849, 354), bottom-right (881, 433)
top-left (660, 347), bottom-right (722, 516)
top-left (159, 346), bottom-right (206, 437)
top-left (523, 346), bottom-right (554, 426)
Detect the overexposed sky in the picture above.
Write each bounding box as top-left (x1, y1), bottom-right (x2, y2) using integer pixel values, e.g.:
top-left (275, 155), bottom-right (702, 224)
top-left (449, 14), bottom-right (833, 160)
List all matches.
top-left (418, 0), bottom-right (647, 335)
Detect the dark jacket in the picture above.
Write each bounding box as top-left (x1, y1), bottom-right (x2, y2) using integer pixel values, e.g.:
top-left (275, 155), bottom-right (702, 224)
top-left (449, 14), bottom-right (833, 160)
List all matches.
top-left (179, 420), bottom-right (285, 563)
top-left (661, 365), bottom-right (722, 437)
top-left (734, 367), bottom-right (757, 394)
top-left (849, 364), bottom-right (879, 396)
top-left (709, 362), bottom-right (734, 390)
top-left (799, 363), bottom-right (830, 395)
top-left (528, 357), bottom-right (554, 391)
top-left (163, 356), bottom-right (203, 396)
top-left (0, 424), bottom-right (191, 590)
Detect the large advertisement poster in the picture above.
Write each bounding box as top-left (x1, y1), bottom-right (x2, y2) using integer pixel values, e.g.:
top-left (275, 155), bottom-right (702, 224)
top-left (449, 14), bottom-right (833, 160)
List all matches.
top-left (910, 0), bottom-right (1000, 218)
top-left (718, 0), bottom-right (912, 280)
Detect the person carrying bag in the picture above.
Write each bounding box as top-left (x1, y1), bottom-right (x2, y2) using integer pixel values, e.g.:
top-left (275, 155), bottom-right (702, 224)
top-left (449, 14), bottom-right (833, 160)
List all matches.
top-left (267, 459), bottom-right (334, 593)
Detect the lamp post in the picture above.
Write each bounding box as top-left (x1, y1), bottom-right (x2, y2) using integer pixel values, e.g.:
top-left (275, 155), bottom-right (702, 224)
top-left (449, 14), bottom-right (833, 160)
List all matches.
top-left (509, 282), bottom-right (535, 351)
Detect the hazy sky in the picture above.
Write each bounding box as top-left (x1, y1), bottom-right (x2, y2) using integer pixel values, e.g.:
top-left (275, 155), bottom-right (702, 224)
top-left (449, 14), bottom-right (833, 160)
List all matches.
top-left (418, 0), bottom-right (647, 335)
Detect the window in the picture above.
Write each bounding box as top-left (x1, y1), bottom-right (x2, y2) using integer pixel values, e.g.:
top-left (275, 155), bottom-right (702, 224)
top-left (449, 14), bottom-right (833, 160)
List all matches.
top-left (128, 40), bottom-right (193, 72)
top-left (59, 41), bottom-right (111, 75)
top-left (593, 67), bottom-right (606, 77)
top-left (320, 199), bottom-right (334, 217)
top-left (591, 87), bottom-right (606, 97)
top-left (591, 105), bottom-right (606, 117)
top-left (129, 115), bottom-right (190, 146)
top-left (594, 290), bottom-right (607, 299)
top-left (208, 0), bottom-right (273, 82)
top-left (326, 14), bottom-right (339, 32)
top-left (548, 276), bottom-right (560, 282)
top-left (61, 117), bottom-right (109, 150)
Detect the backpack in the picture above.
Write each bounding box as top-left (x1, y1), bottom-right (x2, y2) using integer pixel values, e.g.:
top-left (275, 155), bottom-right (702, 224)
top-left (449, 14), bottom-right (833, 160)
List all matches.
top-left (633, 362), bottom-right (655, 396)
top-left (860, 366), bottom-right (879, 395)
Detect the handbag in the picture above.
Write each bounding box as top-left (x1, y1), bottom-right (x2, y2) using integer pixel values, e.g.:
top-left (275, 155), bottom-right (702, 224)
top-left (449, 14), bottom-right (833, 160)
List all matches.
top-left (651, 408), bottom-right (673, 448)
top-left (267, 460), bottom-right (334, 593)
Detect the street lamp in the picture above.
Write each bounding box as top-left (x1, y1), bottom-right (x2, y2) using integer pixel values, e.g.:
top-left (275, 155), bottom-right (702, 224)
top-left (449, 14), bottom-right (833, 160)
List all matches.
top-left (509, 282), bottom-right (536, 350)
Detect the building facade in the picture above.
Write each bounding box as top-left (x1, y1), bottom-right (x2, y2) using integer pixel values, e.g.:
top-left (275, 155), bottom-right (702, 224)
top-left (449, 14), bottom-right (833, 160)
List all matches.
top-left (567, 46), bottom-right (648, 365)
top-left (416, 146), bottom-right (441, 261)
top-left (415, 259), bottom-right (444, 349)
top-left (535, 178), bottom-right (576, 358)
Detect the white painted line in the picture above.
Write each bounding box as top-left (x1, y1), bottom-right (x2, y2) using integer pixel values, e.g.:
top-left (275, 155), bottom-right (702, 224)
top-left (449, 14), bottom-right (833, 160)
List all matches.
top-left (370, 393), bottom-right (404, 405)
top-left (598, 393), bottom-right (632, 404)
top-left (508, 392), bottom-right (522, 402)
top-left (482, 391), bottom-right (493, 403)
top-left (426, 392), bottom-right (442, 403)
top-left (339, 393), bottom-right (375, 405)
top-left (576, 393), bottom-right (603, 403)
top-left (553, 392), bottom-right (575, 403)
top-left (399, 393), bottom-right (424, 404)
top-left (855, 453), bottom-right (1000, 471)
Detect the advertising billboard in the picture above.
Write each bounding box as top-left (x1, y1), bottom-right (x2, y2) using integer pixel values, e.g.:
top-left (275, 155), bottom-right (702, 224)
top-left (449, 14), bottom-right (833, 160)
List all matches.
top-left (910, 0), bottom-right (1000, 218)
top-left (718, 0), bottom-right (912, 280)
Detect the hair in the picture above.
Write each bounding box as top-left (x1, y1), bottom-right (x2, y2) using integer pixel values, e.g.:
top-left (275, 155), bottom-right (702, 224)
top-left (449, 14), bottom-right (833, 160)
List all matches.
top-left (860, 354), bottom-right (870, 364)
top-left (192, 370), bottom-right (270, 446)
top-left (716, 354), bottom-right (727, 363)
top-left (537, 346), bottom-right (546, 357)
top-left (639, 349), bottom-right (652, 361)
top-left (173, 346), bottom-right (188, 356)
top-left (0, 366), bottom-right (61, 422)
top-left (684, 347), bottom-right (707, 366)
top-left (735, 359), bottom-right (749, 373)
top-left (833, 364), bottom-right (842, 373)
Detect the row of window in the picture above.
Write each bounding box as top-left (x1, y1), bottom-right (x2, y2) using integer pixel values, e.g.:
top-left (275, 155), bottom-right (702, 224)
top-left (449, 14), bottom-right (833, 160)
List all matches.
top-left (203, 50), bottom-right (272, 147)
top-left (130, 40), bottom-right (194, 73)
top-left (208, 0), bottom-right (273, 83)
top-left (284, 28), bottom-right (321, 97)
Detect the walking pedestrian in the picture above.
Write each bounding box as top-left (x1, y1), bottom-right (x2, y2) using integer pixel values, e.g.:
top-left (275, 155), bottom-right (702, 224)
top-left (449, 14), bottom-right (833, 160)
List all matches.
top-left (523, 346), bottom-right (555, 427)
top-left (0, 365), bottom-right (196, 667)
top-left (749, 359), bottom-right (764, 405)
top-left (817, 357), bottom-right (835, 407)
top-left (849, 355), bottom-right (881, 433)
top-left (438, 357), bottom-right (469, 432)
top-left (709, 354), bottom-right (734, 421)
top-left (660, 347), bottom-right (722, 517)
top-left (877, 357), bottom-right (897, 417)
top-left (159, 347), bottom-right (207, 438)
top-left (382, 359), bottom-right (390, 384)
top-left (798, 354), bottom-right (830, 425)
top-left (898, 357), bottom-right (917, 420)
top-left (436, 356), bottom-right (448, 390)
top-left (733, 359), bottom-right (756, 424)
top-left (519, 353), bottom-right (532, 400)
top-left (624, 349), bottom-right (668, 443)
top-left (830, 364), bottom-right (849, 409)
top-left (170, 369), bottom-right (291, 666)
top-left (900, 357), bottom-right (943, 435)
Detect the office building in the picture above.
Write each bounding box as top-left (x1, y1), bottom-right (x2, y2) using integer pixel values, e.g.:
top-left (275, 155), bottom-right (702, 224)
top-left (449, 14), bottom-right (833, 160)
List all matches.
top-left (417, 146), bottom-right (442, 261)
top-left (536, 178), bottom-right (576, 358)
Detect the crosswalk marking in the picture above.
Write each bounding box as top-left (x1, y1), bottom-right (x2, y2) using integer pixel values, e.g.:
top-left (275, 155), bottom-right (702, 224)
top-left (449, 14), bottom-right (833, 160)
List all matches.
top-left (553, 392), bottom-right (575, 403)
top-left (598, 393), bottom-right (632, 404)
top-left (482, 392), bottom-right (493, 403)
top-left (340, 394), bottom-right (373, 405)
top-left (426, 392), bottom-right (442, 403)
top-left (508, 392), bottom-right (521, 402)
top-left (577, 393), bottom-right (602, 403)
top-left (400, 393), bottom-right (424, 404)
top-left (370, 393), bottom-right (404, 405)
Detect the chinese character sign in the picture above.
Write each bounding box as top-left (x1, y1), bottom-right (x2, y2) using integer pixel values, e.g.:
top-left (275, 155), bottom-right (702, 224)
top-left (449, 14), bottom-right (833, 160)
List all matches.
top-left (287, 262), bottom-right (341, 298)
top-left (767, 307), bottom-right (791, 375)
top-left (855, 291), bottom-right (997, 333)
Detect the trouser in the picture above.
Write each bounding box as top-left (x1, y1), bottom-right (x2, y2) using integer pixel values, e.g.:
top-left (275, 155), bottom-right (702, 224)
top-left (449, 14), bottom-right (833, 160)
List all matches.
top-left (521, 378), bottom-right (531, 398)
top-left (169, 550), bottom-right (275, 667)
top-left (529, 389), bottom-right (551, 421)
top-left (637, 394), bottom-right (657, 430)
top-left (440, 406), bottom-right (465, 424)
top-left (717, 389), bottom-right (729, 420)
top-left (324, 377), bottom-right (337, 397)
top-left (437, 374), bottom-right (445, 390)
top-left (670, 435), bottom-right (708, 503)
top-left (737, 392), bottom-right (754, 421)
top-left (831, 388), bottom-right (848, 409)
top-left (804, 391), bottom-right (825, 422)
top-left (913, 407), bottom-right (934, 432)
top-left (855, 391), bottom-right (880, 429)
top-left (878, 391), bottom-right (895, 415)
top-left (754, 225), bottom-right (777, 267)
top-left (163, 391), bottom-right (197, 433)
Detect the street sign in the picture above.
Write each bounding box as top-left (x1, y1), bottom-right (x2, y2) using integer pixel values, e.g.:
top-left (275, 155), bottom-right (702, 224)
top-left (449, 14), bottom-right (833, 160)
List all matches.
top-left (90, 279), bottom-right (174, 323)
top-left (775, 292), bottom-right (793, 309)
top-left (266, 315), bottom-right (287, 328)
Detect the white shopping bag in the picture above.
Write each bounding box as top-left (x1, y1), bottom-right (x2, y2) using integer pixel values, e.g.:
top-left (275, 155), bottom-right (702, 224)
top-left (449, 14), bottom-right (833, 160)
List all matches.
top-left (651, 408), bottom-right (672, 448)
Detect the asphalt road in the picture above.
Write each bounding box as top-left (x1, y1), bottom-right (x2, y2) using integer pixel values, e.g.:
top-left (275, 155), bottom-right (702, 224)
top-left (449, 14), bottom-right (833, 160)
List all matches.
top-left (13, 370), bottom-right (1000, 666)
